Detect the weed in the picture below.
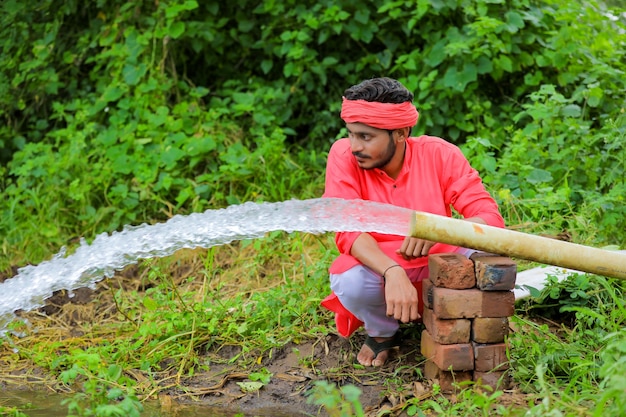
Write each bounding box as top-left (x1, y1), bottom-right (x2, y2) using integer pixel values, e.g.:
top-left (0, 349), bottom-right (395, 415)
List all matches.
top-left (0, 405), bottom-right (31, 417)
top-left (58, 351), bottom-right (143, 417)
top-left (306, 381), bottom-right (364, 417)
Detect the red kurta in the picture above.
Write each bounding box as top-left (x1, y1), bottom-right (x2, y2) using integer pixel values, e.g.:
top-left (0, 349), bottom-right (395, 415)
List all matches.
top-left (323, 135), bottom-right (505, 271)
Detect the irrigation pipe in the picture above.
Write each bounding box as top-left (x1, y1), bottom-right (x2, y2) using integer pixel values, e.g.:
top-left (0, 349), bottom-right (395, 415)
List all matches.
top-left (409, 211), bottom-right (626, 280)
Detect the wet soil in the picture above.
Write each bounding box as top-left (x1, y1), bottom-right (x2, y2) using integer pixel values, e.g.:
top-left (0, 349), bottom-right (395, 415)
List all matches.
top-left (173, 331), bottom-right (427, 416)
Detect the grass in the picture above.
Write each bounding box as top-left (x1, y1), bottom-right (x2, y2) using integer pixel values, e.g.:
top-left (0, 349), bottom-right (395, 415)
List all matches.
top-left (508, 273), bottom-right (626, 417)
top-left (0, 232), bottom-right (339, 414)
top-left (1, 223), bottom-right (625, 416)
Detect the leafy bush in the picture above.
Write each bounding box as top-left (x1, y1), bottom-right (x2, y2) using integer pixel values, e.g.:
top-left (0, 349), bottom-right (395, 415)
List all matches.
top-left (1, 0), bottom-right (625, 266)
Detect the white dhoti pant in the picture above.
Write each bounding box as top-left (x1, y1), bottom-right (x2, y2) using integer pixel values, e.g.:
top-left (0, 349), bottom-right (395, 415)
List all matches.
top-left (330, 248), bottom-right (475, 338)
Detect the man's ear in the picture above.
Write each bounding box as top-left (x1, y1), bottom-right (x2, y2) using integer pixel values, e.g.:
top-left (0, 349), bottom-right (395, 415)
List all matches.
top-left (396, 127), bottom-right (410, 140)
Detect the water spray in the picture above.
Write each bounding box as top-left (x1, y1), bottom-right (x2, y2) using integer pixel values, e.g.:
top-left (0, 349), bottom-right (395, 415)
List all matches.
top-left (1, 198), bottom-right (624, 334)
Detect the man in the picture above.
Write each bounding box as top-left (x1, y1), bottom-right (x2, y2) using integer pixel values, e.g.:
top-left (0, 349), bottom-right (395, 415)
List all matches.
top-left (321, 77), bottom-right (505, 367)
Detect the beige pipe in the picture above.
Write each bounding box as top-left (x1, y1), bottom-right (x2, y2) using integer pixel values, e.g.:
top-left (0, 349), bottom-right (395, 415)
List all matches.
top-left (409, 211), bottom-right (626, 280)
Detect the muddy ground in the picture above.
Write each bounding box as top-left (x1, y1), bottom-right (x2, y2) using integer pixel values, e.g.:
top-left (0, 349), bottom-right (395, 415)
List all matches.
top-left (0, 264), bottom-right (531, 417)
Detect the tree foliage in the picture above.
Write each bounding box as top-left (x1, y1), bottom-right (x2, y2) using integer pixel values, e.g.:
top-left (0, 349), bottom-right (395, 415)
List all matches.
top-left (0, 0), bottom-right (625, 266)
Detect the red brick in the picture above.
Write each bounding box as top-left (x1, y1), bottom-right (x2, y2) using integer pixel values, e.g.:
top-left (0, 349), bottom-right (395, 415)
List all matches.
top-left (474, 256), bottom-right (517, 291)
top-left (423, 360), bottom-right (472, 393)
top-left (473, 342), bottom-right (509, 372)
top-left (421, 330), bottom-right (474, 371)
top-left (423, 307), bottom-right (471, 344)
top-left (473, 370), bottom-right (512, 391)
top-left (472, 317), bottom-right (509, 343)
top-left (431, 287), bottom-right (515, 319)
top-left (429, 253), bottom-right (476, 289)
top-left (422, 277), bottom-right (434, 309)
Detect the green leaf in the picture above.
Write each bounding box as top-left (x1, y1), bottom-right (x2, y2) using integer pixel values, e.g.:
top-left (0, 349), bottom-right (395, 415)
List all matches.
top-left (112, 154), bottom-right (133, 174)
top-left (106, 387), bottom-right (124, 400)
top-left (443, 66), bottom-right (459, 88)
top-left (430, 0), bottom-right (446, 11)
top-left (186, 136), bottom-right (216, 155)
top-left (496, 55), bottom-right (513, 72)
top-left (283, 61), bottom-right (295, 77)
top-left (524, 71), bottom-right (543, 86)
top-left (190, 86), bottom-right (209, 97)
top-left (526, 168), bottom-right (553, 184)
top-left (236, 381), bottom-right (264, 393)
top-left (561, 104), bottom-right (581, 118)
top-left (238, 19), bottom-right (254, 33)
top-left (322, 56), bottom-right (338, 66)
top-left (587, 86), bottom-right (603, 107)
top-left (143, 297), bottom-right (158, 311)
top-left (524, 285), bottom-right (543, 299)
top-left (260, 59), bottom-right (273, 74)
top-left (458, 63), bottom-right (477, 89)
top-left (169, 21), bottom-right (185, 39)
top-left (534, 53), bottom-right (550, 67)
top-left (249, 369), bottom-right (273, 384)
top-left (232, 92), bottom-right (255, 112)
top-left (425, 39), bottom-right (446, 67)
top-left (122, 63), bottom-right (147, 86)
top-left (476, 56), bottom-right (493, 74)
top-left (160, 146), bottom-right (186, 170)
top-left (102, 85), bottom-right (125, 103)
top-left (107, 364), bottom-right (123, 381)
top-left (443, 64), bottom-right (476, 91)
top-left (354, 10), bottom-right (369, 24)
top-left (481, 155), bottom-right (497, 173)
top-left (505, 11), bottom-right (525, 32)
top-left (416, 0), bottom-right (429, 18)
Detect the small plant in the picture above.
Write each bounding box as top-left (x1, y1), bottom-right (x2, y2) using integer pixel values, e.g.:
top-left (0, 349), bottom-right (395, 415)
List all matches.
top-left (593, 327), bottom-right (626, 416)
top-left (0, 405), bottom-right (31, 417)
top-left (403, 383), bottom-right (515, 417)
top-left (306, 380), bottom-right (364, 417)
top-left (58, 351), bottom-right (143, 417)
top-left (249, 367), bottom-right (273, 384)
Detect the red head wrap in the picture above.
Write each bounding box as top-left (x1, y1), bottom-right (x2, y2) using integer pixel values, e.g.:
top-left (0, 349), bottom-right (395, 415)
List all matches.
top-left (340, 97), bottom-right (419, 130)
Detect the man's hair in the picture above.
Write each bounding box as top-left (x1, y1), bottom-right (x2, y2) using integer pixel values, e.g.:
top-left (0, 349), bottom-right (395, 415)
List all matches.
top-left (343, 77), bottom-right (414, 104)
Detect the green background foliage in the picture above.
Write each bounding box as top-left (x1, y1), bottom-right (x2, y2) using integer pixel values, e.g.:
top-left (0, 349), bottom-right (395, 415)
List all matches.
top-left (1, 0), bottom-right (625, 264)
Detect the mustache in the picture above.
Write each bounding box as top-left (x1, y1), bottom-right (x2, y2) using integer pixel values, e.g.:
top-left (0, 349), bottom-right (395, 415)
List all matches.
top-left (352, 152), bottom-right (369, 159)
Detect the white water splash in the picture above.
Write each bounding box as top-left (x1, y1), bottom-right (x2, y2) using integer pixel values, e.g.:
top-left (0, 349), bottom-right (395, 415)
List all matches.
top-left (0, 198), bottom-right (413, 333)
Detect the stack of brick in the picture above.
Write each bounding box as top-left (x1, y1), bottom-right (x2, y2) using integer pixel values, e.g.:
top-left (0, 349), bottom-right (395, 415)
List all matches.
top-left (420, 252), bottom-right (517, 392)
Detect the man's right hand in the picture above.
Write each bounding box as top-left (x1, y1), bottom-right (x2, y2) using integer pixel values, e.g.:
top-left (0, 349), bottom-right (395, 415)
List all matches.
top-left (383, 266), bottom-right (420, 322)
top-left (349, 233), bottom-right (421, 322)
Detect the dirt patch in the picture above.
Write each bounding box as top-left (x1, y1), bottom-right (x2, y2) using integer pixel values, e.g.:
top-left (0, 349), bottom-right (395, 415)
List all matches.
top-left (169, 330), bottom-right (426, 416)
top-left (146, 329), bottom-right (530, 417)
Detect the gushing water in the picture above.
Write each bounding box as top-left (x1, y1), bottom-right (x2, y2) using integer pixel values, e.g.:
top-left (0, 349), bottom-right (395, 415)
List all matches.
top-left (0, 198), bottom-right (413, 334)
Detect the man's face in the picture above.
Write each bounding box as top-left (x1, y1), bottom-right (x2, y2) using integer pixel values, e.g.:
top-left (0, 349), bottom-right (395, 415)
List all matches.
top-left (346, 122), bottom-right (396, 170)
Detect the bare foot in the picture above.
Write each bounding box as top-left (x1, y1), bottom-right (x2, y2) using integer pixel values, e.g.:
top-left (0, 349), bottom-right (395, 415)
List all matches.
top-left (357, 335), bottom-right (398, 367)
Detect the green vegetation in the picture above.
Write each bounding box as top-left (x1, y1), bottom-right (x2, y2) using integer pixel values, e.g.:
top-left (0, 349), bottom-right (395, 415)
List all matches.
top-left (2, 0), bottom-right (625, 267)
top-left (0, 406), bottom-right (30, 417)
top-left (1, 0), bottom-right (625, 415)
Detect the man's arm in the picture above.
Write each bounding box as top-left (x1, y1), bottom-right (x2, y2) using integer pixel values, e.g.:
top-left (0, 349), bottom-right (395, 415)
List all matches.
top-left (350, 233), bottom-right (421, 323)
top-left (396, 215), bottom-right (487, 260)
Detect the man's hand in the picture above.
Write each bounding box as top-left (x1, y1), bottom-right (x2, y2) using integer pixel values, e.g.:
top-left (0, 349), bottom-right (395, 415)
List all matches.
top-left (396, 236), bottom-right (435, 260)
top-left (383, 267), bottom-right (420, 322)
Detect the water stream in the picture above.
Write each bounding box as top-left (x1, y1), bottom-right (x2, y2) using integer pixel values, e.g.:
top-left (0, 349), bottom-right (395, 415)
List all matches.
top-left (0, 198), bottom-right (413, 334)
